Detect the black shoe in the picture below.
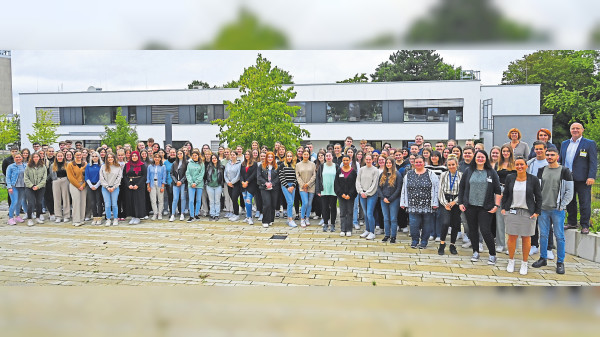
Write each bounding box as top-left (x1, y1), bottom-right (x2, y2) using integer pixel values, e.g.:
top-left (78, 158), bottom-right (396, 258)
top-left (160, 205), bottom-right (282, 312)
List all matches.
top-left (382, 236), bottom-right (390, 242)
top-left (556, 262), bottom-right (565, 274)
top-left (295, 215), bottom-right (300, 220)
top-left (438, 243), bottom-right (446, 255)
top-left (449, 244), bottom-right (458, 255)
top-left (418, 244), bottom-right (427, 249)
top-left (390, 237), bottom-right (396, 244)
top-left (532, 258), bottom-right (547, 268)
top-left (410, 243), bottom-right (418, 249)
top-left (195, 215), bottom-right (201, 220)
top-left (187, 217), bottom-right (194, 223)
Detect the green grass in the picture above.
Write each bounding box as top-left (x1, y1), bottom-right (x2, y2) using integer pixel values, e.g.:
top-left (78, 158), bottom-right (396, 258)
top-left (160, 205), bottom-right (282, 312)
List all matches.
top-left (0, 188), bottom-right (7, 202)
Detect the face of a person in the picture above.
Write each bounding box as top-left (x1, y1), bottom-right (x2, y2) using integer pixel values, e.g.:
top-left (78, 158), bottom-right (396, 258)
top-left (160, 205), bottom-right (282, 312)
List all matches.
top-left (402, 149), bottom-right (408, 157)
top-left (14, 154), bottom-right (22, 164)
top-left (475, 152), bottom-right (486, 165)
top-left (546, 151), bottom-right (558, 164)
top-left (463, 150), bottom-right (473, 161)
top-left (410, 146), bottom-right (419, 155)
top-left (436, 143), bottom-right (444, 152)
top-left (465, 141), bottom-right (474, 148)
top-left (409, 155), bottom-right (415, 165)
top-left (373, 154), bottom-right (379, 163)
top-left (347, 149), bottom-right (354, 158)
top-left (141, 152), bottom-right (147, 160)
top-left (365, 156), bottom-right (373, 166)
top-left (212, 156), bottom-right (218, 164)
top-left (138, 142), bottom-right (145, 150)
top-left (131, 153), bottom-right (138, 161)
top-left (245, 152), bottom-right (250, 160)
top-left (252, 150), bottom-right (259, 158)
top-left (307, 144), bottom-right (313, 152)
top-left (325, 153), bottom-right (332, 162)
top-left (502, 147), bottom-right (511, 159)
top-left (490, 149), bottom-right (500, 161)
top-left (260, 153), bottom-right (266, 161)
top-left (534, 145), bottom-right (546, 158)
top-left (385, 160), bottom-right (393, 169)
top-left (286, 152), bottom-right (293, 162)
top-left (378, 157), bottom-right (385, 167)
top-left (538, 132), bottom-right (549, 142)
top-left (424, 143), bottom-right (432, 150)
top-left (443, 149), bottom-right (449, 157)
top-left (218, 148), bottom-right (224, 156)
top-left (395, 152), bottom-right (403, 161)
top-left (56, 153), bottom-right (64, 162)
top-left (91, 154), bottom-right (99, 163)
top-left (447, 141), bottom-right (455, 149)
top-left (267, 154), bottom-right (274, 164)
top-left (47, 148), bottom-right (55, 157)
top-left (33, 144), bottom-right (40, 151)
top-left (510, 131), bottom-right (519, 140)
top-left (415, 136), bottom-right (423, 145)
top-left (302, 152), bottom-right (310, 161)
top-left (65, 152), bottom-right (73, 161)
top-left (414, 158), bottom-right (424, 169)
top-left (75, 152), bottom-right (82, 161)
top-left (570, 123), bottom-right (583, 138)
top-left (118, 153), bottom-right (125, 162)
top-left (177, 151), bottom-right (184, 159)
top-left (252, 143), bottom-right (258, 150)
top-left (452, 148), bottom-right (460, 156)
top-left (423, 151), bottom-right (430, 159)
top-left (447, 160), bottom-right (457, 171)
top-left (345, 139), bottom-right (352, 147)
top-left (334, 145), bottom-right (341, 155)
top-left (515, 160), bottom-right (527, 173)
top-left (318, 153), bottom-right (324, 162)
top-left (342, 157), bottom-right (350, 166)
top-left (192, 153), bottom-right (199, 162)
top-left (107, 155), bottom-right (115, 164)
top-left (296, 148), bottom-right (303, 158)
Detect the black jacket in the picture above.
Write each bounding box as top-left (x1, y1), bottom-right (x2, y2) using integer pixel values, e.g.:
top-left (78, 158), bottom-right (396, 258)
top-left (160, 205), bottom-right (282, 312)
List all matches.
top-left (501, 173), bottom-right (542, 216)
top-left (204, 163), bottom-right (224, 186)
top-left (458, 167), bottom-right (502, 211)
top-left (334, 167), bottom-right (358, 200)
top-left (376, 172), bottom-right (402, 202)
top-left (257, 165), bottom-right (280, 191)
top-left (170, 160), bottom-right (188, 185)
top-left (240, 163), bottom-right (258, 196)
top-left (315, 162), bottom-right (339, 195)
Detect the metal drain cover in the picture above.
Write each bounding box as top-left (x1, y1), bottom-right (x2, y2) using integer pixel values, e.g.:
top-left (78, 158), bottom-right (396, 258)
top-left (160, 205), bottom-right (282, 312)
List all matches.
top-left (270, 235), bottom-right (287, 240)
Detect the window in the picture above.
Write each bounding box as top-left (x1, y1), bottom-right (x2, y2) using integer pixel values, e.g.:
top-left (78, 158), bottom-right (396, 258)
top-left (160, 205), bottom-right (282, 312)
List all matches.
top-left (326, 101), bottom-right (382, 123)
top-left (151, 106), bottom-right (179, 124)
top-left (83, 140), bottom-right (101, 150)
top-left (287, 102), bottom-right (306, 123)
top-left (403, 99), bottom-right (464, 122)
top-left (83, 106), bottom-right (117, 125)
top-left (208, 105), bottom-right (227, 120)
top-left (481, 99), bottom-right (493, 130)
top-left (195, 105), bottom-right (210, 123)
top-left (128, 106), bottom-right (137, 124)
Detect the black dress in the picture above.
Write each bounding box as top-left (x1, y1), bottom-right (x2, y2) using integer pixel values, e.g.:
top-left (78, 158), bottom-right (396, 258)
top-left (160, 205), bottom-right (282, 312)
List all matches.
top-left (124, 164), bottom-right (147, 218)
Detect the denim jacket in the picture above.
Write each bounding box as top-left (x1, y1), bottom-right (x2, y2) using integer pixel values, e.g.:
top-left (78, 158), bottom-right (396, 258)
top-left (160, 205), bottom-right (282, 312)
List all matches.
top-left (6, 162), bottom-right (26, 189)
top-left (146, 164), bottom-right (167, 186)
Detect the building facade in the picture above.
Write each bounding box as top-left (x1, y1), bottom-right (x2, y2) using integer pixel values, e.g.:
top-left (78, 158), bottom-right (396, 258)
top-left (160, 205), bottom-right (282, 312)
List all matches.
top-left (19, 80), bottom-right (542, 150)
top-left (0, 50), bottom-right (13, 115)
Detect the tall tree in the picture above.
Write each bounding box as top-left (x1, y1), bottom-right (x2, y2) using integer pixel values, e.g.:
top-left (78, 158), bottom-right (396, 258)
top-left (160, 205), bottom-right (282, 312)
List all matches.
top-left (501, 50), bottom-right (600, 142)
top-left (223, 65), bottom-right (294, 88)
top-left (212, 54), bottom-right (309, 150)
top-left (187, 80), bottom-right (211, 89)
top-left (0, 115), bottom-right (19, 149)
top-left (26, 109), bottom-right (59, 146)
top-left (101, 108), bottom-right (139, 151)
top-left (371, 50), bottom-right (462, 82)
top-left (337, 73), bottom-right (369, 83)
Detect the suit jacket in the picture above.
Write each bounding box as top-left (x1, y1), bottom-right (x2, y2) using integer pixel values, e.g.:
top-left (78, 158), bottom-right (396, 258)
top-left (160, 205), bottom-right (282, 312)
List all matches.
top-left (559, 137), bottom-right (597, 181)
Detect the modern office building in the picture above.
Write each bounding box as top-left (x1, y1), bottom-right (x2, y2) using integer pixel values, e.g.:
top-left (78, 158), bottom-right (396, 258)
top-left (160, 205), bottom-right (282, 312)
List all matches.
top-left (19, 80), bottom-right (547, 150)
top-left (0, 50), bottom-right (13, 115)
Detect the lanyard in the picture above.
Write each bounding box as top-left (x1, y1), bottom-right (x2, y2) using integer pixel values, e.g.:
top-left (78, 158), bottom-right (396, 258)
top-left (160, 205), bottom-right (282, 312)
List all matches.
top-left (449, 172), bottom-right (458, 191)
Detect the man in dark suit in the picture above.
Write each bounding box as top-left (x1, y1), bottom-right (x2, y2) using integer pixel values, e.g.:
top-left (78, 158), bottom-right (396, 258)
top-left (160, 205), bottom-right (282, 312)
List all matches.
top-left (560, 122), bottom-right (598, 234)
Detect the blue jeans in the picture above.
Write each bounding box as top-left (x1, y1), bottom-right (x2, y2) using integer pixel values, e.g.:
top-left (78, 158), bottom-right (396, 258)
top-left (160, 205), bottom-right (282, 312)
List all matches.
top-left (171, 184), bottom-right (187, 216)
top-left (539, 209), bottom-right (566, 263)
top-left (352, 197), bottom-right (359, 225)
top-left (206, 186), bottom-right (222, 217)
top-left (101, 187), bottom-right (119, 219)
top-left (299, 191), bottom-right (314, 219)
top-left (360, 194), bottom-right (378, 233)
top-left (188, 187), bottom-right (203, 217)
top-left (381, 199), bottom-right (399, 237)
top-left (281, 185), bottom-right (295, 218)
top-left (8, 187), bottom-right (25, 218)
top-left (409, 212), bottom-right (434, 247)
top-left (243, 191), bottom-right (254, 218)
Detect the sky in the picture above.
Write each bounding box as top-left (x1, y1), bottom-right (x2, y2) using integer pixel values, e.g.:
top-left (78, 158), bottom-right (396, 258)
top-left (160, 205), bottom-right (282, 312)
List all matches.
top-left (10, 49), bottom-right (531, 114)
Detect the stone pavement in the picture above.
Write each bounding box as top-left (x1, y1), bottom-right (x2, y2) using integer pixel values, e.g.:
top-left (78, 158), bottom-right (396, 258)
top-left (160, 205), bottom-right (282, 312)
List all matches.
top-left (0, 212), bottom-right (599, 286)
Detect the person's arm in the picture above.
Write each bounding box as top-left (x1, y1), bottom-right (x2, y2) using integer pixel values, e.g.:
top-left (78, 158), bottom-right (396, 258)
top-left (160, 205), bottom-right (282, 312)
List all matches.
top-left (430, 172), bottom-right (439, 208)
top-left (587, 140), bottom-right (597, 181)
top-left (39, 167), bottom-right (47, 188)
top-left (388, 174), bottom-right (402, 202)
top-left (295, 165), bottom-right (306, 188)
top-left (160, 166), bottom-right (167, 186)
top-left (355, 169), bottom-right (364, 194)
top-left (24, 167), bottom-right (34, 188)
top-left (230, 163), bottom-right (241, 184)
top-left (364, 169), bottom-right (380, 196)
top-left (438, 172), bottom-right (448, 208)
top-left (306, 162), bottom-right (317, 188)
top-left (560, 168), bottom-right (575, 210)
top-left (532, 176), bottom-right (542, 215)
top-left (5, 165), bottom-right (14, 189)
top-left (501, 176), bottom-right (512, 211)
top-left (399, 174), bottom-right (408, 208)
top-left (348, 171), bottom-right (358, 199)
top-left (170, 164), bottom-right (177, 184)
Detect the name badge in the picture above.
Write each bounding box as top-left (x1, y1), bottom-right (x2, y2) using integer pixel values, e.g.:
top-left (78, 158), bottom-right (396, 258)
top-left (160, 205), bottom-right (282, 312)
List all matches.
top-left (509, 209), bottom-right (517, 214)
top-left (486, 177), bottom-right (492, 183)
top-left (339, 173), bottom-right (344, 177)
top-left (580, 151), bottom-right (587, 157)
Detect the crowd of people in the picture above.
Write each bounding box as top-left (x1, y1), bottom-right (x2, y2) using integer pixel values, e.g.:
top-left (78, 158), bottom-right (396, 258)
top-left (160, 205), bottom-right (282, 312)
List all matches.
top-left (2, 122), bottom-right (597, 276)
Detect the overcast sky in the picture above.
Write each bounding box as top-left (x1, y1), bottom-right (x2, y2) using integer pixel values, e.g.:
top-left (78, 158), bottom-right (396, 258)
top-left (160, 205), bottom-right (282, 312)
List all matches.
top-left (10, 49), bottom-right (531, 114)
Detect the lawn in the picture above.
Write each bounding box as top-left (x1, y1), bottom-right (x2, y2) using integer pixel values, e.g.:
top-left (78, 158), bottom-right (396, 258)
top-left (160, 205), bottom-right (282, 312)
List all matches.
top-left (0, 188), bottom-right (7, 202)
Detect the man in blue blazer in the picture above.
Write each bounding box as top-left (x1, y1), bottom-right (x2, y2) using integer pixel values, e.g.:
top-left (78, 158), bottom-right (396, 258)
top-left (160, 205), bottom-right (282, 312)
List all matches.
top-left (560, 123), bottom-right (597, 234)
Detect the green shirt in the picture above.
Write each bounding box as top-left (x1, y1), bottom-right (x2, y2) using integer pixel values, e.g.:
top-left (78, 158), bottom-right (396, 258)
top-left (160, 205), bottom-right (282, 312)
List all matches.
top-left (207, 168), bottom-right (219, 188)
top-left (321, 164), bottom-right (336, 196)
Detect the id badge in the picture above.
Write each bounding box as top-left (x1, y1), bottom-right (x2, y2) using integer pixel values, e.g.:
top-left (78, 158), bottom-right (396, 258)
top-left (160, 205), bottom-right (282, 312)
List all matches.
top-left (509, 209), bottom-right (517, 214)
top-left (580, 151), bottom-right (587, 157)
top-left (339, 173), bottom-right (344, 177)
top-left (486, 177), bottom-right (492, 183)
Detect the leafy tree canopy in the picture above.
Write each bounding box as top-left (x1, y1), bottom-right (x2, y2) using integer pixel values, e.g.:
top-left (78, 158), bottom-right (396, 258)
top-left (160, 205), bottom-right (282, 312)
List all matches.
top-left (0, 115), bottom-right (19, 150)
top-left (27, 109), bottom-right (59, 146)
top-left (187, 80), bottom-right (211, 89)
top-left (337, 73), bottom-right (369, 83)
top-left (212, 54), bottom-right (309, 150)
top-left (371, 50), bottom-right (462, 82)
top-left (101, 108), bottom-right (139, 151)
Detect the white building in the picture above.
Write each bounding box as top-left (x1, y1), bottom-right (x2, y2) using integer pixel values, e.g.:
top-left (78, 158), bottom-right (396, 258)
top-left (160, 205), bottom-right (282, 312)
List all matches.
top-left (19, 80), bottom-right (544, 151)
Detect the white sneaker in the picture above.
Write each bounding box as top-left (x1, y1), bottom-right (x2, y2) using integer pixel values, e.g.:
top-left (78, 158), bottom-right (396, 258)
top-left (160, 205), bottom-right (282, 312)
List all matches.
top-left (519, 261), bottom-right (528, 275)
top-left (462, 234), bottom-right (469, 243)
top-left (287, 220), bottom-right (297, 228)
top-left (169, 215), bottom-right (175, 222)
top-left (402, 227), bottom-right (409, 233)
top-left (40, 214), bottom-right (45, 221)
top-left (547, 250), bottom-right (555, 260)
top-left (55, 217), bottom-right (61, 223)
top-left (262, 223), bottom-right (269, 228)
top-left (63, 218), bottom-right (70, 223)
top-left (428, 235), bottom-right (434, 241)
top-left (27, 219), bottom-right (34, 227)
top-left (158, 214), bottom-right (163, 220)
top-left (49, 215), bottom-right (55, 221)
top-left (353, 223), bottom-right (360, 230)
top-left (435, 237), bottom-right (441, 242)
top-left (255, 211), bottom-right (260, 218)
top-left (143, 216), bottom-right (149, 220)
top-left (340, 231), bottom-right (346, 237)
top-left (85, 217), bottom-right (91, 221)
top-left (366, 232), bottom-right (376, 240)
top-left (73, 222), bottom-right (82, 227)
top-left (529, 246), bottom-right (539, 256)
top-left (36, 218), bottom-right (44, 224)
top-left (346, 231), bottom-right (352, 237)
top-left (456, 231), bottom-right (461, 239)
top-left (319, 219), bottom-right (325, 226)
top-left (112, 219), bottom-right (118, 226)
top-left (360, 230), bottom-right (370, 238)
top-left (151, 215), bottom-right (157, 220)
top-left (230, 215), bottom-right (239, 221)
top-left (312, 215), bottom-right (319, 220)
top-left (462, 240), bottom-right (472, 248)
top-left (300, 219), bottom-right (306, 227)
top-left (248, 218), bottom-right (254, 225)
top-left (129, 218), bottom-right (135, 224)
top-left (105, 220), bottom-right (112, 227)
top-left (496, 246), bottom-right (504, 254)
top-left (506, 259), bottom-right (515, 273)
top-left (180, 214), bottom-right (185, 221)
top-left (133, 218), bottom-right (141, 225)
top-left (304, 219), bottom-right (310, 226)
top-left (258, 214), bottom-right (263, 221)
top-left (375, 227), bottom-right (382, 235)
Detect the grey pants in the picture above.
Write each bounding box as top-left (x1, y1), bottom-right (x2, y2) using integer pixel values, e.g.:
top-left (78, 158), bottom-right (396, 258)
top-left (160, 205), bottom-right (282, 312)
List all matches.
top-left (149, 186), bottom-right (164, 216)
top-left (496, 210), bottom-right (506, 247)
top-left (69, 184), bottom-right (87, 223)
top-left (52, 177), bottom-right (70, 219)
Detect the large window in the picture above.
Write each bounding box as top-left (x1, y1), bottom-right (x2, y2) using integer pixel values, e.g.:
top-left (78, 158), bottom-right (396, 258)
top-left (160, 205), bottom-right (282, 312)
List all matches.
top-left (481, 99), bottom-right (493, 130)
top-left (208, 105), bottom-right (228, 121)
top-left (83, 106), bottom-right (117, 125)
top-left (287, 102), bottom-right (306, 123)
top-left (403, 99), bottom-right (464, 122)
top-left (128, 106), bottom-right (137, 124)
top-left (195, 105), bottom-right (210, 123)
top-left (326, 101), bottom-right (382, 123)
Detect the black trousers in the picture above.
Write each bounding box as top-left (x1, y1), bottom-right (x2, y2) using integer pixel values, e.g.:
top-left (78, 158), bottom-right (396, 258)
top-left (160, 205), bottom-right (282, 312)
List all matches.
top-left (164, 184), bottom-right (173, 214)
top-left (398, 206), bottom-right (408, 229)
top-left (261, 189), bottom-right (278, 224)
top-left (440, 205), bottom-right (461, 244)
top-left (89, 187), bottom-right (103, 217)
top-left (312, 193), bottom-right (322, 217)
top-left (465, 206), bottom-right (496, 255)
top-left (339, 197), bottom-right (354, 232)
top-left (26, 187), bottom-right (45, 219)
top-left (255, 189), bottom-right (262, 213)
top-left (566, 181), bottom-right (592, 228)
top-left (228, 182), bottom-right (242, 215)
top-left (321, 195), bottom-right (337, 225)
top-left (44, 180), bottom-right (54, 215)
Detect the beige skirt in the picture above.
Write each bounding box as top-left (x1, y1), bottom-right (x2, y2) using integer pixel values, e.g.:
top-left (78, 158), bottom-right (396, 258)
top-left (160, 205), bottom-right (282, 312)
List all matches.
top-left (504, 208), bottom-right (536, 236)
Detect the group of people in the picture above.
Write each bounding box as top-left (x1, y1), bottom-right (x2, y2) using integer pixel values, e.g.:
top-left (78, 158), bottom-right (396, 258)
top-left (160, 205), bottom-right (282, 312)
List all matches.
top-left (3, 122), bottom-right (597, 276)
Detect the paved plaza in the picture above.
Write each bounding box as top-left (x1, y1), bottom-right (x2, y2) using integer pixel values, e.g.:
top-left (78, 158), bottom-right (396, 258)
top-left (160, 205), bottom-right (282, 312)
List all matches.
top-left (0, 208), bottom-right (599, 286)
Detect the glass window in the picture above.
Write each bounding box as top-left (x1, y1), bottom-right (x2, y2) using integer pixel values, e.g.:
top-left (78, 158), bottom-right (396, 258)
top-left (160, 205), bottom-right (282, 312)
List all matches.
top-left (128, 106), bottom-right (137, 124)
top-left (83, 140), bottom-right (101, 150)
top-left (404, 107), bottom-right (463, 122)
top-left (83, 106), bottom-right (117, 125)
top-left (209, 105), bottom-right (227, 120)
top-left (287, 102), bottom-right (306, 123)
top-left (195, 105), bottom-right (210, 123)
top-left (327, 101), bottom-right (382, 123)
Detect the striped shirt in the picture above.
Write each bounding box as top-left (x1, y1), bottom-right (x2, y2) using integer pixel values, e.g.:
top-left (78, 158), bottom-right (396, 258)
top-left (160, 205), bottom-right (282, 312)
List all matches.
top-left (278, 165), bottom-right (297, 188)
top-left (438, 170), bottom-right (462, 207)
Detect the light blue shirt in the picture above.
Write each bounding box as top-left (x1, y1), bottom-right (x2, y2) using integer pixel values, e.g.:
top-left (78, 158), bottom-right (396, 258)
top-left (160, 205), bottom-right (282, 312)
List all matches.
top-left (564, 137), bottom-right (581, 171)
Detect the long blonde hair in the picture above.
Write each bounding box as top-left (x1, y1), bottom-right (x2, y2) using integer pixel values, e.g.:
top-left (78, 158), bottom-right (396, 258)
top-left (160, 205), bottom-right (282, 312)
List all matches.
top-left (498, 144), bottom-right (516, 171)
top-left (379, 157), bottom-right (397, 187)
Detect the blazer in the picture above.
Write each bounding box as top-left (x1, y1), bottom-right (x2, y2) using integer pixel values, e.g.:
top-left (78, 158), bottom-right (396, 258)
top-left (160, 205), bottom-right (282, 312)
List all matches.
top-left (334, 167), bottom-right (358, 200)
top-left (559, 137), bottom-right (597, 181)
top-left (240, 163), bottom-right (258, 196)
top-left (458, 167), bottom-right (502, 211)
top-left (170, 160), bottom-right (188, 185)
top-left (501, 173), bottom-right (542, 216)
top-left (257, 165), bottom-right (280, 191)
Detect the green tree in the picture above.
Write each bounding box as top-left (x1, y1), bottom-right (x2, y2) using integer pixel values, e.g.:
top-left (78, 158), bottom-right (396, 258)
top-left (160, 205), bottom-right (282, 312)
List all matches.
top-left (101, 108), bottom-right (139, 151)
top-left (371, 50), bottom-right (462, 82)
top-left (0, 115), bottom-right (19, 149)
top-left (501, 50), bottom-right (600, 142)
top-left (212, 54), bottom-right (309, 150)
top-left (187, 80), bottom-right (211, 89)
top-left (223, 65), bottom-right (294, 88)
top-left (200, 8), bottom-right (289, 50)
top-left (337, 73), bottom-right (369, 83)
top-left (27, 109), bottom-right (59, 146)
top-left (405, 0), bottom-right (543, 43)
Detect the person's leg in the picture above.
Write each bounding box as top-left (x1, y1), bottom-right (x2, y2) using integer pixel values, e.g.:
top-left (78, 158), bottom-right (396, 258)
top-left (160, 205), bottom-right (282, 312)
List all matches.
top-left (478, 210), bottom-right (496, 255)
top-left (294, 188), bottom-right (301, 217)
top-left (8, 187), bottom-right (20, 218)
top-left (171, 185), bottom-right (180, 216)
top-left (230, 184), bottom-right (240, 216)
top-left (367, 195), bottom-right (377, 233)
top-left (281, 187), bottom-right (294, 219)
top-left (522, 236), bottom-right (531, 262)
top-left (565, 185), bottom-right (579, 226)
top-left (69, 185), bottom-right (81, 223)
top-left (157, 187), bottom-right (164, 216)
top-left (577, 182), bottom-right (592, 229)
top-left (421, 213), bottom-right (433, 247)
top-left (360, 196), bottom-right (369, 231)
top-left (305, 192), bottom-right (314, 220)
top-left (45, 181), bottom-right (54, 216)
top-left (223, 183), bottom-right (233, 213)
top-left (261, 190), bottom-right (272, 224)
top-left (464, 206), bottom-right (480, 253)
top-left (208, 187), bottom-right (218, 217)
top-left (330, 196), bottom-right (338, 225)
top-left (538, 210), bottom-right (551, 260)
top-left (352, 197), bottom-right (359, 226)
top-left (111, 188), bottom-right (119, 219)
top-left (338, 197), bottom-right (348, 232)
top-left (187, 187), bottom-right (196, 217)
top-left (312, 194), bottom-right (321, 217)
top-left (243, 191), bottom-right (253, 218)
top-left (102, 187), bottom-right (112, 219)
top-left (450, 206), bottom-right (461, 244)
top-left (440, 207), bottom-right (450, 243)
top-left (321, 196), bottom-right (331, 225)
top-left (201, 187), bottom-right (209, 215)
top-left (194, 188), bottom-right (203, 217)
top-left (25, 189), bottom-right (35, 219)
top-left (150, 187), bottom-right (159, 216)
top-left (495, 210), bottom-right (506, 249)
top-left (389, 199), bottom-right (399, 238)
top-left (551, 210), bottom-right (566, 264)
top-left (408, 213), bottom-right (420, 246)
top-left (381, 200), bottom-right (391, 237)
top-left (507, 235), bottom-right (518, 259)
